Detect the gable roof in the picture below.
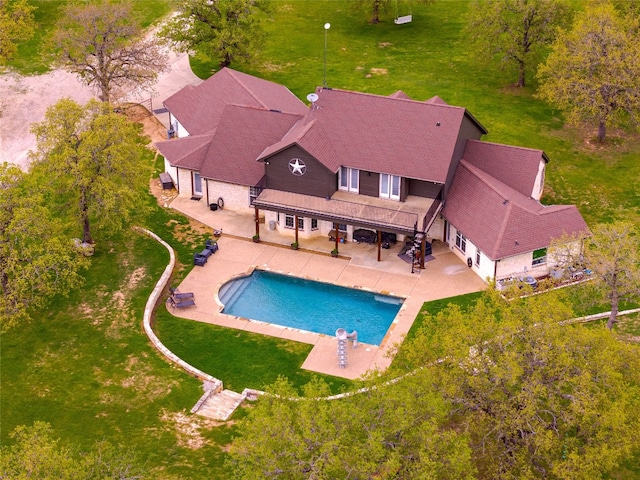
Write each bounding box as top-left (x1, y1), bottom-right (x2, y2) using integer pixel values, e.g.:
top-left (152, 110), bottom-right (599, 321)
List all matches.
top-left (443, 160), bottom-right (588, 260)
top-left (158, 105), bottom-right (302, 186)
top-left (163, 67), bottom-right (307, 136)
top-left (156, 134), bottom-right (213, 171)
top-left (463, 140), bottom-right (548, 198)
top-left (259, 87), bottom-right (487, 183)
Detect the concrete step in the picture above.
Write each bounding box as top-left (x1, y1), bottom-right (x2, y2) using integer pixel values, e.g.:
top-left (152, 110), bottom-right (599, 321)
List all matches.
top-left (193, 389), bottom-right (244, 421)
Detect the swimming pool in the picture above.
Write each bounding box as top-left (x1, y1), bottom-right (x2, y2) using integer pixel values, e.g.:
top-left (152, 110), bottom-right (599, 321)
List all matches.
top-left (219, 270), bottom-right (403, 346)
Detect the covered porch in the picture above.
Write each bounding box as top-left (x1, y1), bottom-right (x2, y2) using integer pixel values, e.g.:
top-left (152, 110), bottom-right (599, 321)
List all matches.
top-left (252, 189), bottom-right (441, 268)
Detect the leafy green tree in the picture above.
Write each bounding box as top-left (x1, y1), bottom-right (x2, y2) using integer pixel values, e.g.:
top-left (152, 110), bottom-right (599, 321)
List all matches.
top-left (0, 0), bottom-right (35, 65)
top-left (0, 421), bottom-right (146, 479)
top-left (159, 0), bottom-right (271, 70)
top-left (51, 0), bottom-right (167, 104)
top-left (396, 289), bottom-right (640, 479)
top-left (230, 376), bottom-right (475, 479)
top-left (0, 163), bottom-right (88, 329)
top-left (28, 99), bottom-right (151, 245)
top-left (582, 221), bottom-right (640, 330)
top-left (465, 0), bottom-right (571, 87)
top-left (234, 290), bottom-right (640, 479)
top-left (537, 3), bottom-right (640, 142)
top-left (353, 0), bottom-right (434, 24)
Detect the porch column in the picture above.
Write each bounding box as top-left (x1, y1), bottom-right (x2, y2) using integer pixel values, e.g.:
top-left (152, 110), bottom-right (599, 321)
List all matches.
top-left (377, 230), bottom-right (381, 262)
top-left (333, 222), bottom-right (339, 253)
top-left (254, 206), bottom-right (260, 237)
top-left (420, 236), bottom-right (426, 269)
top-left (294, 215), bottom-right (299, 244)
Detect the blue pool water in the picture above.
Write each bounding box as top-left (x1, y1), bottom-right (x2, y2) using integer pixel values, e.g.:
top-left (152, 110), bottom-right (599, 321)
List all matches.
top-left (219, 270), bottom-right (403, 346)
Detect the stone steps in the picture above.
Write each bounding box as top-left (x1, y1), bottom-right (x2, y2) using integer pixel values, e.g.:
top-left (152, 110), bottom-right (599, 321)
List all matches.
top-left (193, 389), bottom-right (245, 421)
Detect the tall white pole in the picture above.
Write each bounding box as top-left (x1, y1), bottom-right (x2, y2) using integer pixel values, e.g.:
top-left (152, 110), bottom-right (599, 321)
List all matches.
top-left (323, 23), bottom-right (331, 88)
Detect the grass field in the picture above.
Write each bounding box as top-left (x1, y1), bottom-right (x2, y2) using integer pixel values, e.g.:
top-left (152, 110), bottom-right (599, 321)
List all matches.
top-left (2, 1), bottom-right (639, 478)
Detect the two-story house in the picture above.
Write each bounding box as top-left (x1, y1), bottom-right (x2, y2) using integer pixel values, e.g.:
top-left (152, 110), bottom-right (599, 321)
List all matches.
top-left (156, 68), bottom-right (588, 282)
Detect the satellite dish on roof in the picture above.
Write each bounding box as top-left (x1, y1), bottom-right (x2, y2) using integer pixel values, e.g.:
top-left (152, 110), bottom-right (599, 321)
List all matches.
top-left (306, 93), bottom-right (319, 103)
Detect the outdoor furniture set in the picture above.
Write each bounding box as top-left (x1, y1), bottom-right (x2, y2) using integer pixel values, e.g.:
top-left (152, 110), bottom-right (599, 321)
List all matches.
top-left (194, 239), bottom-right (219, 266)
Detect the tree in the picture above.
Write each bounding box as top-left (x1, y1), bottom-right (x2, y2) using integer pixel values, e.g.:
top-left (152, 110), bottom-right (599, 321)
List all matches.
top-left (352, 0), bottom-right (434, 24)
top-left (396, 289), bottom-right (640, 478)
top-left (536, 3), bottom-right (640, 142)
top-left (51, 0), bottom-right (167, 104)
top-left (0, 0), bottom-right (35, 65)
top-left (0, 163), bottom-right (88, 329)
top-left (465, 0), bottom-right (571, 88)
top-left (28, 99), bottom-right (151, 245)
top-left (159, 0), bottom-right (271, 70)
top-left (582, 221), bottom-right (640, 330)
top-left (230, 377), bottom-right (475, 479)
top-left (0, 421), bottom-right (146, 479)
top-left (233, 290), bottom-right (640, 479)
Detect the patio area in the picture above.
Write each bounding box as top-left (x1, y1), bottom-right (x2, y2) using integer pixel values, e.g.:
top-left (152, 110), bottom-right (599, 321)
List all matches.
top-left (165, 194), bottom-right (487, 380)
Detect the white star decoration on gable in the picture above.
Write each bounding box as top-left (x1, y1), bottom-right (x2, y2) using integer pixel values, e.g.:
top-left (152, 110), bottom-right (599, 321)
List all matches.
top-left (288, 158), bottom-right (306, 176)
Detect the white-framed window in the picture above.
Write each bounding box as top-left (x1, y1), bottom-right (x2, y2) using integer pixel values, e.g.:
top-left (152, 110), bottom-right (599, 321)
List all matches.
top-left (339, 167), bottom-right (359, 193)
top-left (285, 215), bottom-right (294, 229)
top-left (380, 173), bottom-right (400, 200)
top-left (285, 215), bottom-right (304, 230)
top-left (532, 248), bottom-right (547, 266)
top-left (475, 249), bottom-right (481, 266)
top-left (311, 218), bottom-right (318, 230)
top-left (337, 223), bottom-right (347, 232)
top-left (455, 231), bottom-right (467, 253)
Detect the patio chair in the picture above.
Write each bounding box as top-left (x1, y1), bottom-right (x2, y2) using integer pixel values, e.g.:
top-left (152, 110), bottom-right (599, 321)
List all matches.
top-left (194, 252), bottom-right (207, 266)
top-left (169, 286), bottom-right (195, 301)
top-left (168, 296), bottom-right (196, 310)
top-left (205, 239), bottom-right (219, 253)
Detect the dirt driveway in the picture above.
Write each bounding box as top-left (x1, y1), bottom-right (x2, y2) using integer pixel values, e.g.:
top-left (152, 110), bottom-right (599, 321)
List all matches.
top-left (0, 49), bottom-right (201, 170)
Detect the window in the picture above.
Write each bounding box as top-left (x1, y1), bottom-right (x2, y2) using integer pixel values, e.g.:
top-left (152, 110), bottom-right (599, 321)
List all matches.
top-left (339, 167), bottom-right (359, 193)
top-left (249, 186), bottom-right (262, 205)
top-left (455, 231), bottom-right (467, 253)
top-left (285, 215), bottom-right (294, 229)
top-left (475, 249), bottom-right (481, 266)
top-left (380, 173), bottom-right (400, 200)
top-left (285, 215), bottom-right (304, 230)
top-left (311, 218), bottom-right (318, 230)
top-left (532, 248), bottom-right (547, 266)
top-left (337, 224), bottom-right (347, 232)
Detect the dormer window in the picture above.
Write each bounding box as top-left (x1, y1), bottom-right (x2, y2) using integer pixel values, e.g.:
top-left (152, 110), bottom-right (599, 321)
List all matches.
top-left (339, 167), bottom-right (359, 193)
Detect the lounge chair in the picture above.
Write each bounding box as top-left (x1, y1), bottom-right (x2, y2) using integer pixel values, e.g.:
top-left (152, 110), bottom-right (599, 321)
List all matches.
top-left (169, 287), bottom-right (195, 300)
top-left (168, 296), bottom-right (196, 310)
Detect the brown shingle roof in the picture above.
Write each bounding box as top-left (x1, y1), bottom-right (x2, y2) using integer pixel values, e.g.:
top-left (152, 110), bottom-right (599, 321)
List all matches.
top-left (260, 87), bottom-right (486, 183)
top-left (156, 134), bottom-right (213, 171)
top-left (157, 106), bottom-right (301, 186)
top-left (199, 105), bottom-right (302, 186)
top-left (163, 68), bottom-right (306, 136)
top-left (389, 90), bottom-right (413, 100)
top-left (463, 140), bottom-right (548, 198)
top-left (443, 161), bottom-right (588, 260)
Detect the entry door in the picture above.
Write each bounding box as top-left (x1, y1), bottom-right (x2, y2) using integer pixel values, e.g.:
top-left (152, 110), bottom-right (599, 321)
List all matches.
top-left (380, 174), bottom-right (400, 200)
top-left (193, 172), bottom-right (202, 196)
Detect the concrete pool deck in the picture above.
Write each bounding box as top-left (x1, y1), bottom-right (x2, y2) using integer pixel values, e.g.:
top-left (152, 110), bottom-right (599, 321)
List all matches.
top-left (166, 195), bottom-right (487, 380)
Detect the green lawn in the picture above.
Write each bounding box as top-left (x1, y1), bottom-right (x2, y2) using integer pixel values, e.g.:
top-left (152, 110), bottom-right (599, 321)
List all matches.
top-left (6, 0), bottom-right (172, 74)
top-left (3, 1), bottom-right (639, 478)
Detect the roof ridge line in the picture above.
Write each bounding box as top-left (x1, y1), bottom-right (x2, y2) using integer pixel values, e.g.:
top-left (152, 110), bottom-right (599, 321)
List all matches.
top-left (226, 69), bottom-right (269, 109)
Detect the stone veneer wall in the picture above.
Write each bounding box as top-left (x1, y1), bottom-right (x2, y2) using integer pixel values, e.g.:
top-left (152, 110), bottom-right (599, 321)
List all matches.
top-left (206, 180), bottom-right (253, 213)
top-left (134, 227), bottom-right (222, 392)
